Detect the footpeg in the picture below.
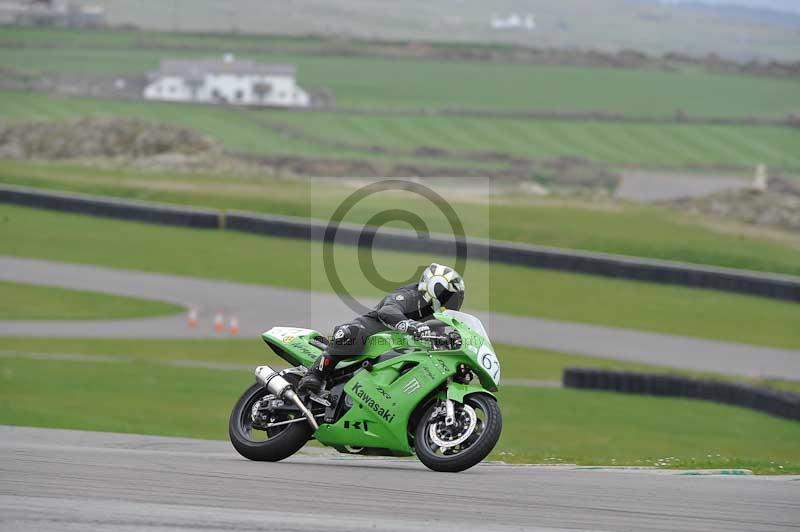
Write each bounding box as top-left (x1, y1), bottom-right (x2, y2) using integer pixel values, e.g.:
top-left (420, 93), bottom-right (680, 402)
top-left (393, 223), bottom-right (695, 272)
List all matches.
top-left (308, 393), bottom-right (331, 407)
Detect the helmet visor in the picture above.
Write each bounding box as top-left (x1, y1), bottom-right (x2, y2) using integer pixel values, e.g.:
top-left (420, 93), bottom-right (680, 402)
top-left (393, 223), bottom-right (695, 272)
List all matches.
top-left (434, 285), bottom-right (464, 311)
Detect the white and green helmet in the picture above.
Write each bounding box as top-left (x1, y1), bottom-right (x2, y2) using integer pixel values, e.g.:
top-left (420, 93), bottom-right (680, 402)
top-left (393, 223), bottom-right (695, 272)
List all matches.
top-left (418, 263), bottom-right (465, 311)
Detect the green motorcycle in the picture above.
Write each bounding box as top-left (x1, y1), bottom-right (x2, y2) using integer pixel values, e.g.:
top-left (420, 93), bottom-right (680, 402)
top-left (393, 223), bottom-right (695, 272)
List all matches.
top-left (229, 310), bottom-right (502, 472)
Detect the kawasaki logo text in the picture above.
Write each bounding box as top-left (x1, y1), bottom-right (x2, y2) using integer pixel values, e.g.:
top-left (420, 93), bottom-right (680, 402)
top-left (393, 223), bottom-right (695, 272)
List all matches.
top-left (352, 383), bottom-right (396, 423)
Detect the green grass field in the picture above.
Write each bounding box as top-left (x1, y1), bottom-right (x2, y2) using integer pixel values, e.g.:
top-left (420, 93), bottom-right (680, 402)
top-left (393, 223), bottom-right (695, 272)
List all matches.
top-left (2, 27), bottom-right (799, 173)
top-left (271, 111), bottom-right (800, 169)
top-left (0, 90), bottom-right (506, 173)
top-left (3, 159), bottom-right (800, 276)
top-left (1, 340), bottom-right (797, 473)
top-left (1, 204), bottom-right (798, 349)
top-left (0, 281), bottom-right (183, 320)
top-left (1, 91), bottom-right (798, 171)
top-left (2, 27), bottom-right (800, 118)
top-left (0, 91), bottom-right (347, 159)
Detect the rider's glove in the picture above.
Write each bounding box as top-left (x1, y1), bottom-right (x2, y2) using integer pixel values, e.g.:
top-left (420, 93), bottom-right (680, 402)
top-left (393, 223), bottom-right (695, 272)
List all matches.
top-left (403, 321), bottom-right (431, 339)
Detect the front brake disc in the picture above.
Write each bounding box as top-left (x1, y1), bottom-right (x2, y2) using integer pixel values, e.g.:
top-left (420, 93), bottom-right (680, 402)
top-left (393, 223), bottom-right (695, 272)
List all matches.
top-left (429, 404), bottom-right (477, 448)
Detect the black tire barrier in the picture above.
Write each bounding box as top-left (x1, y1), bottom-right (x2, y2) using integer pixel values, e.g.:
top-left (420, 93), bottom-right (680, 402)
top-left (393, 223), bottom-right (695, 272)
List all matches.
top-left (223, 210), bottom-right (800, 302)
top-left (562, 367), bottom-right (800, 422)
top-left (1, 184), bottom-right (798, 302)
top-left (0, 184), bottom-right (218, 229)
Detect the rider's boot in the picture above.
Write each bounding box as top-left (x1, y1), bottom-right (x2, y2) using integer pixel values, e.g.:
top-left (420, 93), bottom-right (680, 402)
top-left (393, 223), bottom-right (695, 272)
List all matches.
top-left (297, 354), bottom-right (334, 394)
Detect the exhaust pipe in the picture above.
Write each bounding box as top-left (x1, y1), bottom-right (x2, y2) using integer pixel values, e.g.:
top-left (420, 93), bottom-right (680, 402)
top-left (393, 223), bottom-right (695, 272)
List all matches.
top-left (254, 366), bottom-right (319, 431)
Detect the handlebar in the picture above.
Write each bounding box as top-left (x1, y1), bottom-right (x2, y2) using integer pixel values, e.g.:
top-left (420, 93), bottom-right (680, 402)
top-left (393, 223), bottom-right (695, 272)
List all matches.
top-left (418, 332), bottom-right (448, 341)
top-left (417, 331), bottom-right (461, 350)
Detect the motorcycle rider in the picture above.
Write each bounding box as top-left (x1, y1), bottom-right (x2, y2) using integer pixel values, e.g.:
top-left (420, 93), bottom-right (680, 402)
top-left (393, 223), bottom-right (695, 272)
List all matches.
top-left (298, 263), bottom-right (466, 394)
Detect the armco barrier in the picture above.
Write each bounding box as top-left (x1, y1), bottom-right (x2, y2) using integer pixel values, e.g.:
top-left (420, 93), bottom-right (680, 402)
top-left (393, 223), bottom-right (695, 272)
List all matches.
top-left (562, 368), bottom-right (800, 421)
top-left (1, 184), bottom-right (799, 302)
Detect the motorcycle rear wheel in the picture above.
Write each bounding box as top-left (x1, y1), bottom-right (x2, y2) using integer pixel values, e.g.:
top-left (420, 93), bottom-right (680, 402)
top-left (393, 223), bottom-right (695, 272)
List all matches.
top-left (229, 381), bottom-right (313, 462)
top-left (414, 393), bottom-right (502, 473)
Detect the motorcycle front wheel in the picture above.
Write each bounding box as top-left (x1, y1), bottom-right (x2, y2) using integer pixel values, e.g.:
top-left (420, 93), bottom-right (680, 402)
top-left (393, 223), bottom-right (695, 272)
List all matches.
top-left (414, 393), bottom-right (502, 473)
top-left (229, 381), bottom-right (313, 462)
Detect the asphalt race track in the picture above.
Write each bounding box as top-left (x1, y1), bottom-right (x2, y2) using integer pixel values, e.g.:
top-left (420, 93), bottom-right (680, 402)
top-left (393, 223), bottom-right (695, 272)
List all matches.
top-left (2, 258), bottom-right (799, 531)
top-left (2, 426), bottom-right (798, 532)
top-left (1, 257), bottom-right (799, 380)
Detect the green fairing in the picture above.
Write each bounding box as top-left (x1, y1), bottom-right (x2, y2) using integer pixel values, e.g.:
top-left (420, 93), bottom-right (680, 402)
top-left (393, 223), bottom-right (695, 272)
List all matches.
top-left (446, 381), bottom-right (496, 404)
top-left (260, 311), bottom-right (501, 454)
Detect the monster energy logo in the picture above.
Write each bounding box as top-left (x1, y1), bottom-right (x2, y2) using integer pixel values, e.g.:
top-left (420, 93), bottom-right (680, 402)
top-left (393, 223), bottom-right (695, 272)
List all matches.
top-left (403, 378), bottom-right (421, 394)
top-left (351, 383), bottom-right (396, 423)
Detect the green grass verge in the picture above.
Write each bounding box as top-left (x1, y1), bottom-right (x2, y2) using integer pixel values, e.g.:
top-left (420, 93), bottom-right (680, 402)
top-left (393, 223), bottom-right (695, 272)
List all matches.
top-left (0, 280), bottom-right (183, 320)
top-left (2, 27), bottom-right (800, 118)
top-left (1, 204), bottom-right (799, 349)
top-left (0, 339), bottom-right (797, 474)
top-left (3, 160), bottom-right (800, 277)
top-left (1, 91), bottom-right (798, 171)
top-left (499, 387), bottom-right (799, 473)
top-left (1, 337), bottom-right (796, 393)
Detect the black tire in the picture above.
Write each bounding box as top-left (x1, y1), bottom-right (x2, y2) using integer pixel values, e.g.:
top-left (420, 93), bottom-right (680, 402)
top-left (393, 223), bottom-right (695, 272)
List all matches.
top-left (229, 382), bottom-right (313, 462)
top-left (414, 393), bottom-right (502, 473)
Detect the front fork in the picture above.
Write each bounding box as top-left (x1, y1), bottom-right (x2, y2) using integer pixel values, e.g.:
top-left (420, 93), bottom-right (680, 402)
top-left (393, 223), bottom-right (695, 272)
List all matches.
top-left (444, 399), bottom-right (456, 426)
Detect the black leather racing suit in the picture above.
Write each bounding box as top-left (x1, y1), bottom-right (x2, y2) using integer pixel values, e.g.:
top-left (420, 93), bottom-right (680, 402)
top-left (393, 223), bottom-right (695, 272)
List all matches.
top-left (326, 283), bottom-right (435, 361)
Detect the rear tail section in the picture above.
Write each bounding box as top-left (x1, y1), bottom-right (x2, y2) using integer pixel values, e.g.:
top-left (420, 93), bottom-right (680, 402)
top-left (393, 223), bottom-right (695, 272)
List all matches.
top-left (261, 326), bottom-right (326, 367)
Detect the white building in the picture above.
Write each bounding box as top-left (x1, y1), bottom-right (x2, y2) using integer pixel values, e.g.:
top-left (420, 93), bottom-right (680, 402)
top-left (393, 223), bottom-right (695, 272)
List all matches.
top-left (0, 0), bottom-right (105, 27)
top-left (491, 13), bottom-right (535, 30)
top-left (143, 55), bottom-right (310, 108)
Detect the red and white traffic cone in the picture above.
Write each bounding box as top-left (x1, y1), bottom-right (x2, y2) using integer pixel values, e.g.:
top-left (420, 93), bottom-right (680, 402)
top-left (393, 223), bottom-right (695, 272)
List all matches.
top-left (229, 315), bottom-right (240, 336)
top-left (213, 312), bottom-right (224, 332)
top-left (187, 308), bottom-right (198, 328)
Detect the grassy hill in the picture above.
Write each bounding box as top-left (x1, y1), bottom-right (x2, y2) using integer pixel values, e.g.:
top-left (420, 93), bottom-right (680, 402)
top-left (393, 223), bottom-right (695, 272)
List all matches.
top-left (67, 0), bottom-right (800, 60)
top-left (2, 27), bottom-right (797, 172)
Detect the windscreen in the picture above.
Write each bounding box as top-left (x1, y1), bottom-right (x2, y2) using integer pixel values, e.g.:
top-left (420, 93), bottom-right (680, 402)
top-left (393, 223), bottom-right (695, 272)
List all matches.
top-left (445, 310), bottom-right (500, 384)
top-left (445, 310), bottom-right (492, 348)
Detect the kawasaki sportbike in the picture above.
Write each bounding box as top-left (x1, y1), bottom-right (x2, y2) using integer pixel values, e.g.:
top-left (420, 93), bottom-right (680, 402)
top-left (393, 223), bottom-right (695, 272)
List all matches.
top-left (229, 310), bottom-right (502, 472)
